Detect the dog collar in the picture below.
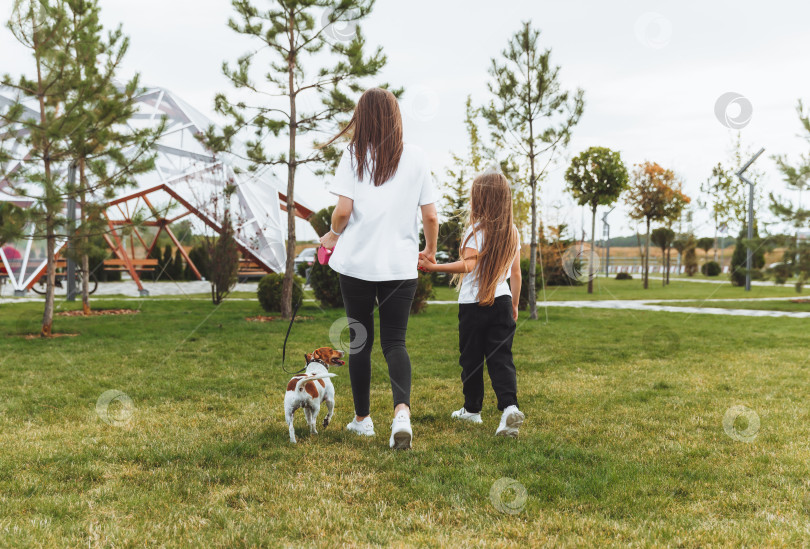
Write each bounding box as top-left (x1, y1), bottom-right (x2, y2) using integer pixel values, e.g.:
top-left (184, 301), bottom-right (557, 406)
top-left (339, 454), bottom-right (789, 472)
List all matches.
top-left (306, 358), bottom-right (330, 368)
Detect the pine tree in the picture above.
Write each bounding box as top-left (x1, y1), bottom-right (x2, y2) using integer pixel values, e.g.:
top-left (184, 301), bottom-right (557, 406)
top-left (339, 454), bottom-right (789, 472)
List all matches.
top-left (481, 21), bottom-right (585, 319)
top-left (201, 0), bottom-right (390, 319)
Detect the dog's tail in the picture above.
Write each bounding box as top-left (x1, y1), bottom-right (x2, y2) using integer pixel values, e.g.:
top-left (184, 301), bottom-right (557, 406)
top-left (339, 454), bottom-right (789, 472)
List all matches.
top-left (295, 373), bottom-right (337, 393)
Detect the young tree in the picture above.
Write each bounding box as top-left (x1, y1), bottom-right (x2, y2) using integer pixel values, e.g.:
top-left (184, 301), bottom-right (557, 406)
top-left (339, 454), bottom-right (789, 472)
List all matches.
top-left (206, 185), bottom-right (239, 304)
top-left (202, 0), bottom-right (389, 319)
top-left (651, 227), bottom-right (674, 286)
top-left (683, 235), bottom-right (699, 277)
top-left (697, 237), bottom-right (714, 263)
top-left (564, 146), bottom-right (628, 293)
top-left (440, 97), bottom-right (484, 260)
top-left (624, 162), bottom-right (686, 289)
top-left (700, 163), bottom-right (743, 263)
top-left (481, 21), bottom-right (585, 319)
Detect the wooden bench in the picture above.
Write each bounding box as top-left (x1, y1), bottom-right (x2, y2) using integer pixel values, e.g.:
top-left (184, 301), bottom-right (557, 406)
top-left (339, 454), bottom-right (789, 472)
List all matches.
top-left (103, 258), bottom-right (159, 272)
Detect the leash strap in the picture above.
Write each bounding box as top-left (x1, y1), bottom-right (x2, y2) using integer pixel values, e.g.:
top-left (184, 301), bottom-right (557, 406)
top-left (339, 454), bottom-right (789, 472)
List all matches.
top-left (281, 265), bottom-right (314, 375)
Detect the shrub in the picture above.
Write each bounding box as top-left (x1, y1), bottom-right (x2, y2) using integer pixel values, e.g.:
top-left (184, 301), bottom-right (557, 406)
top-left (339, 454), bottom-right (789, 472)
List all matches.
top-left (730, 226), bottom-right (765, 286)
top-left (310, 261), bottom-right (343, 308)
top-left (615, 272), bottom-right (633, 280)
top-left (186, 243), bottom-right (210, 280)
top-left (683, 237), bottom-right (699, 277)
top-left (770, 263), bottom-right (791, 285)
top-left (701, 261), bottom-right (721, 277)
top-left (410, 272), bottom-right (434, 314)
top-left (258, 273), bottom-right (304, 312)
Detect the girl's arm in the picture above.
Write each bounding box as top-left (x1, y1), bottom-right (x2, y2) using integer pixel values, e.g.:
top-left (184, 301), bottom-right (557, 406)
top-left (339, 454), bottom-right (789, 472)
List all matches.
top-left (418, 247), bottom-right (478, 273)
top-left (509, 248), bottom-right (521, 320)
top-left (320, 196), bottom-right (353, 248)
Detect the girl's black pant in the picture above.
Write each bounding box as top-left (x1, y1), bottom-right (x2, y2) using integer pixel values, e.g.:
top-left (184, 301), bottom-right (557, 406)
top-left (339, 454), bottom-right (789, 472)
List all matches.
top-left (458, 295), bottom-right (519, 413)
top-left (339, 274), bottom-right (418, 417)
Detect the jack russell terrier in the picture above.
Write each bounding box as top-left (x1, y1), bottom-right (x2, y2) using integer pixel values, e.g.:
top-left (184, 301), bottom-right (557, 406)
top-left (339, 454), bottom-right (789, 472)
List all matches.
top-left (284, 346), bottom-right (345, 443)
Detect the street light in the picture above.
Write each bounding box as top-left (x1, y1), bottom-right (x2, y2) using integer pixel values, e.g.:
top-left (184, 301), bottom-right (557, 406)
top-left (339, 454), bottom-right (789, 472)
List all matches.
top-left (602, 206), bottom-right (615, 277)
top-left (736, 147), bottom-right (765, 292)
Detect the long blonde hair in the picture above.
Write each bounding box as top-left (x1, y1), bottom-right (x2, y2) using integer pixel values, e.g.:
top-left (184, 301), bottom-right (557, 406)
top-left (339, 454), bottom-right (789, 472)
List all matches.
top-left (456, 172), bottom-right (519, 306)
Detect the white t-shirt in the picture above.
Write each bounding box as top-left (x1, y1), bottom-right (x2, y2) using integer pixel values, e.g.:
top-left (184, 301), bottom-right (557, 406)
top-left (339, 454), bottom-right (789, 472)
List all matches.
top-left (328, 143), bottom-right (439, 281)
top-left (458, 224), bottom-right (520, 304)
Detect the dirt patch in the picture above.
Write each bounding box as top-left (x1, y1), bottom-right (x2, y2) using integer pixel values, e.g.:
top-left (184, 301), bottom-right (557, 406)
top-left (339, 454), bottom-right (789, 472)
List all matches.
top-left (789, 299), bottom-right (810, 304)
top-left (55, 309), bottom-right (140, 317)
top-left (14, 333), bottom-right (80, 339)
top-left (246, 315), bottom-right (313, 323)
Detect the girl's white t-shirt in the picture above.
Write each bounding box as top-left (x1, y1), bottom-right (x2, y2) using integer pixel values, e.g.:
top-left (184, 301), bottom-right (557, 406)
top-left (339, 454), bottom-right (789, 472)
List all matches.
top-left (458, 224), bottom-right (520, 304)
top-left (328, 143), bottom-right (439, 281)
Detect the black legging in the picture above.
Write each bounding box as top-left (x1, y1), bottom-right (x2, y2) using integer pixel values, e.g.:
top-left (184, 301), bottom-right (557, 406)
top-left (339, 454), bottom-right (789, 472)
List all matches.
top-left (338, 274), bottom-right (418, 417)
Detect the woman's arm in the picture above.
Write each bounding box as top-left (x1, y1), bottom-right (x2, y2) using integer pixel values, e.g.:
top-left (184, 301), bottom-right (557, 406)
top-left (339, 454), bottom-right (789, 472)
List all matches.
top-left (319, 196), bottom-right (353, 248)
top-left (420, 203), bottom-right (439, 262)
top-left (509, 249), bottom-right (521, 320)
top-left (418, 247), bottom-right (478, 274)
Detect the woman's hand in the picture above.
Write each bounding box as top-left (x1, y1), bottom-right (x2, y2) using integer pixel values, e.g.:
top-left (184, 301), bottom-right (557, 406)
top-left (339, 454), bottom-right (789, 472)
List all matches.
top-left (320, 231), bottom-right (339, 250)
top-left (512, 302), bottom-right (519, 321)
top-left (419, 249), bottom-right (436, 265)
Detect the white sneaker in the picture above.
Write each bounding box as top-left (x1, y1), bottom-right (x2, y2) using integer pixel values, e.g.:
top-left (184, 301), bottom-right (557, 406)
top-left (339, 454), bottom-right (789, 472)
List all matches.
top-left (495, 405), bottom-right (525, 438)
top-left (451, 407), bottom-right (483, 424)
top-left (346, 416), bottom-right (375, 437)
top-left (389, 412), bottom-right (412, 449)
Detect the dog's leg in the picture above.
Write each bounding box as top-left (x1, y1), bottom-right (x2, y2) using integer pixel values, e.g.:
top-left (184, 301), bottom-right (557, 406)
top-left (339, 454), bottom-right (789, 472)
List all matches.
top-left (286, 407), bottom-right (296, 444)
top-left (323, 398), bottom-right (334, 429)
top-left (309, 402), bottom-right (320, 434)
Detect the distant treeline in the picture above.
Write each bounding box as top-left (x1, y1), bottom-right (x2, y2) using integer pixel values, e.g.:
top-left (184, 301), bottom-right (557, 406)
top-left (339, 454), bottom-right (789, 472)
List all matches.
top-left (602, 235), bottom-right (736, 248)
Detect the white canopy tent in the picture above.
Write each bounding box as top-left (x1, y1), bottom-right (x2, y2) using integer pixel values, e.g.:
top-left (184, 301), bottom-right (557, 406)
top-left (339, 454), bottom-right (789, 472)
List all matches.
top-left (0, 85), bottom-right (314, 296)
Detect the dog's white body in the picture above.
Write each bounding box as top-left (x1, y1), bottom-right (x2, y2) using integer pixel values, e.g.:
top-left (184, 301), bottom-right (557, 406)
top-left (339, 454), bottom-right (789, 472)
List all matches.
top-left (284, 362), bottom-right (337, 444)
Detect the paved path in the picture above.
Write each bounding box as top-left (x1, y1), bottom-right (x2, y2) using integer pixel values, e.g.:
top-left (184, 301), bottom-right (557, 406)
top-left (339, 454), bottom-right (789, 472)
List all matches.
top-left (3, 281), bottom-right (809, 318)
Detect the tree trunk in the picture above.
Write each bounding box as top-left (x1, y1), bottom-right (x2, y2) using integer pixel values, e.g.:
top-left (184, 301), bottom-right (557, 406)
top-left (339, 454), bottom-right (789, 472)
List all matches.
top-left (42, 221), bottom-right (55, 337)
top-left (666, 245), bottom-right (671, 284)
top-left (588, 205), bottom-right (596, 294)
top-left (528, 176), bottom-right (537, 318)
top-left (280, 10), bottom-right (298, 320)
top-left (644, 217), bottom-right (650, 289)
top-left (79, 158), bottom-right (90, 314)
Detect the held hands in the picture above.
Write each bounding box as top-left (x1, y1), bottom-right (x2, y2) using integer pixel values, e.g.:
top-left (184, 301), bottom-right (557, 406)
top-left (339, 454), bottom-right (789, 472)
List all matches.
top-left (417, 250), bottom-right (436, 272)
top-left (320, 231), bottom-right (339, 250)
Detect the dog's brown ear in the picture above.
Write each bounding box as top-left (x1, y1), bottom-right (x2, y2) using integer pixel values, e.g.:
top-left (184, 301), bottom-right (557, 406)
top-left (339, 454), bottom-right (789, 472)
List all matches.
top-left (304, 353), bottom-right (312, 363)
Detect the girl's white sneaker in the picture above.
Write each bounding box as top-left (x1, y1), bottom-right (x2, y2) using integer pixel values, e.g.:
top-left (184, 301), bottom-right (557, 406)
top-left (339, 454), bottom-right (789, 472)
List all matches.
top-left (451, 407), bottom-right (483, 424)
top-left (495, 405), bottom-right (524, 438)
top-left (389, 412), bottom-right (412, 449)
top-left (346, 416), bottom-right (375, 436)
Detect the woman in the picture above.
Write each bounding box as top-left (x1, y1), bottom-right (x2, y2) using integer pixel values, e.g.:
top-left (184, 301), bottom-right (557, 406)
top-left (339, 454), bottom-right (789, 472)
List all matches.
top-left (319, 87), bottom-right (439, 450)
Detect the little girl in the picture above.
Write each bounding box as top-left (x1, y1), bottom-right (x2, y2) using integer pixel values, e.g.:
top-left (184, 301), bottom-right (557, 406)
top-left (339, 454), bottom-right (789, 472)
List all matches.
top-left (417, 171), bottom-right (525, 437)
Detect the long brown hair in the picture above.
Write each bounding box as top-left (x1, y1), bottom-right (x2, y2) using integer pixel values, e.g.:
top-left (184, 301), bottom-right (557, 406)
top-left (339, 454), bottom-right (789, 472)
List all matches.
top-left (322, 87), bottom-right (403, 187)
top-left (457, 172), bottom-right (519, 306)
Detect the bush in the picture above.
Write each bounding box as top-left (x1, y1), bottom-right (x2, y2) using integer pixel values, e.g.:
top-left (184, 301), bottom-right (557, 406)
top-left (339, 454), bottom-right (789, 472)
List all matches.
top-left (769, 262), bottom-right (791, 285)
top-left (410, 272), bottom-right (434, 314)
top-left (257, 273), bottom-right (304, 312)
top-left (310, 261), bottom-right (343, 308)
top-left (701, 261), bottom-right (721, 277)
top-left (187, 243), bottom-right (210, 280)
top-left (615, 272), bottom-right (633, 280)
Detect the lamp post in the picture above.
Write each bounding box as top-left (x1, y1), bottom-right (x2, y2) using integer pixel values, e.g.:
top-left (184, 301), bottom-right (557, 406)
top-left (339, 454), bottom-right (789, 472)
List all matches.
top-left (736, 147), bottom-right (765, 292)
top-left (602, 206), bottom-right (614, 277)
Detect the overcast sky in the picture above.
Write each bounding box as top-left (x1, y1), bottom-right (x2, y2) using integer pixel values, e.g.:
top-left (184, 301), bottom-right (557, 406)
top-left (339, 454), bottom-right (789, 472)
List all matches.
top-left (2, 0), bottom-right (809, 242)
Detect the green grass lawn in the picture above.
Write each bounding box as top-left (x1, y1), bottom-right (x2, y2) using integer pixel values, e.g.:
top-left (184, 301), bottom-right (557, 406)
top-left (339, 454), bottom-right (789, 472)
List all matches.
top-left (3, 297), bottom-right (810, 546)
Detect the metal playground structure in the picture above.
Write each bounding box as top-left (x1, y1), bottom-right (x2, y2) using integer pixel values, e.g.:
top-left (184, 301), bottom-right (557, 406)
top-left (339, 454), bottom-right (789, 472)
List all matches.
top-left (0, 86), bottom-right (314, 296)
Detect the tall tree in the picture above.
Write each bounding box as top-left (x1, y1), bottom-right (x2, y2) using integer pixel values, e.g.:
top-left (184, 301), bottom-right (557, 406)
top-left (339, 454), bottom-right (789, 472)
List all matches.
top-left (564, 146), bottom-right (628, 293)
top-left (651, 227), bottom-right (674, 286)
top-left (64, 0), bottom-right (159, 314)
top-left (481, 21), bottom-right (585, 319)
top-left (624, 162), bottom-right (686, 289)
top-left (202, 0), bottom-right (389, 319)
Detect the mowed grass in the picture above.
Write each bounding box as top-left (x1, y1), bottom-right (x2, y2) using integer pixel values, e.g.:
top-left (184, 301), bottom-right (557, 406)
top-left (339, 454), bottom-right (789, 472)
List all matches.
top-left (2, 296), bottom-right (810, 547)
